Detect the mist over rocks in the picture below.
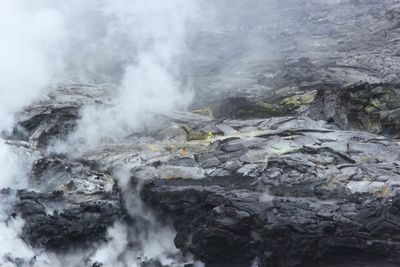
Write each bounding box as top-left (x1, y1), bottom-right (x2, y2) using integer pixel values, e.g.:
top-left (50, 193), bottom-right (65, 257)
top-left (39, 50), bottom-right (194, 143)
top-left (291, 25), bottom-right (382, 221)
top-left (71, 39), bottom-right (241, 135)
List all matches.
top-left (3, 0), bottom-right (400, 267)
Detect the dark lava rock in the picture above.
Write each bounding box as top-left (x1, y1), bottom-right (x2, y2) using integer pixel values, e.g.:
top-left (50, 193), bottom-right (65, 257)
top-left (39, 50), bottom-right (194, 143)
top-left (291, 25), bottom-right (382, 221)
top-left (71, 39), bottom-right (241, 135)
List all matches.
top-left (141, 177), bottom-right (400, 267)
top-left (141, 177), bottom-right (262, 266)
top-left (17, 106), bottom-right (79, 149)
top-left (212, 96), bottom-right (283, 119)
top-left (309, 82), bottom-right (400, 136)
top-left (5, 1), bottom-right (400, 265)
top-left (17, 190), bottom-right (119, 250)
top-left (15, 157), bottom-right (122, 250)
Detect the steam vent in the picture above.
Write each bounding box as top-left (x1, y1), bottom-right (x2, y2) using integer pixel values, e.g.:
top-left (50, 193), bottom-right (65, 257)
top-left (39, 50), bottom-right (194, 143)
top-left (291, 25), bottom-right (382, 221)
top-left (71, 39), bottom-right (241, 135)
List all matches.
top-left (4, 0), bottom-right (400, 266)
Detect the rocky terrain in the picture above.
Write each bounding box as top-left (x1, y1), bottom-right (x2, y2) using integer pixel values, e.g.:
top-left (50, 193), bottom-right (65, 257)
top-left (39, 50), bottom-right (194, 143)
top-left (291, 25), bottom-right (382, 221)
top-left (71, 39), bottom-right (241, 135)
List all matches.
top-left (4, 0), bottom-right (400, 267)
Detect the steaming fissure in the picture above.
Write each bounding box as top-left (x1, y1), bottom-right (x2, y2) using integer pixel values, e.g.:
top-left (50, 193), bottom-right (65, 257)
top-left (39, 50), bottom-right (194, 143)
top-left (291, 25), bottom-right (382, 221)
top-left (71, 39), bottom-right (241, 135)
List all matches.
top-left (2, 0), bottom-right (400, 267)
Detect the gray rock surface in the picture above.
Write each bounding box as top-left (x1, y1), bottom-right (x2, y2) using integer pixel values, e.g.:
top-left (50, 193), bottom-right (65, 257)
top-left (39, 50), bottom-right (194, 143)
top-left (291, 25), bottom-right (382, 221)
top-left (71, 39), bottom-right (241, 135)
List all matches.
top-left (15, 156), bottom-right (121, 250)
top-left (4, 1), bottom-right (400, 267)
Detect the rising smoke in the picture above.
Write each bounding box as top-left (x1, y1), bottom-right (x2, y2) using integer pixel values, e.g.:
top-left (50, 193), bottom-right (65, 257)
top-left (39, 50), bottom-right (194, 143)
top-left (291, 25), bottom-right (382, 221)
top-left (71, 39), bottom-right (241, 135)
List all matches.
top-left (0, 0), bottom-right (349, 265)
top-left (45, 0), bottom-right (196, 154)
top-left (0, 1), bottom-right (64, 132)
top-left (0, 1), bottom-right (64, 266)
top-left (0, 0), bottom-right (198, 266)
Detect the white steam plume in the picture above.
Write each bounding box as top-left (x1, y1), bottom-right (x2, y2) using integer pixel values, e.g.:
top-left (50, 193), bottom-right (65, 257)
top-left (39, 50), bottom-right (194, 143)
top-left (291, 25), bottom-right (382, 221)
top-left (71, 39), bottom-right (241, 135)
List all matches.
top-left (48, 0), bottom-right (196, 154)
top-left (0, 0), bottom-right (64, 132)
top-left (0, 0), bottom-right (197, 266)
top-left (81, 1), bottom-right (201, 253)
top-left (0, 0), bottom-right (64, 192)
top-left (0, 1), bottom-right (64, 266)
